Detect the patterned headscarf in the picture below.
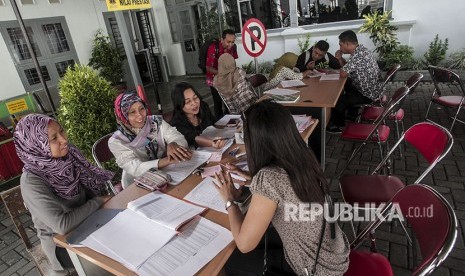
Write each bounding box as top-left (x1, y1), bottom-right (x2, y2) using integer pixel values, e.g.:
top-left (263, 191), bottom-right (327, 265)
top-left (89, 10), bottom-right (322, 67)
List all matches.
top-left (270, 52), bottom-right (299, 79)
top-left (113, 93), bottom-right (164, 159)
top-left (13, 114), bottom-right (114, 199)
top-left (213, 53), bottom-right (241, 97)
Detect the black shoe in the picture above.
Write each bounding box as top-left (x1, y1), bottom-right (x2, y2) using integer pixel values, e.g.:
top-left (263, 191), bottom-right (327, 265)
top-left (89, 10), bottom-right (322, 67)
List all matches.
top-left (326, 125), bottom-right (343, 134)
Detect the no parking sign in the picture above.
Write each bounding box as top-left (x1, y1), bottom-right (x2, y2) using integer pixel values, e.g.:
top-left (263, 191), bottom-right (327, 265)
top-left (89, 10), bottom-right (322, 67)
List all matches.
top-left (241, 18), bottom-right (267, 58)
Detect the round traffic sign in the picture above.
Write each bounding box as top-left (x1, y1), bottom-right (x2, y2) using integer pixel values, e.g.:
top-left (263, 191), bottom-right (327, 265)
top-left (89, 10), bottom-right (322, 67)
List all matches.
top-left (241, 18), bottom-right (267, 58)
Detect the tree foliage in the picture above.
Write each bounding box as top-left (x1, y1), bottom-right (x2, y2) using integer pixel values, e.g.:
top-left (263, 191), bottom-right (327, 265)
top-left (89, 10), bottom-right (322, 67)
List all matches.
top-left (360, 11), bottom-right (399, 60)
top-left (58, 64), bottom-right (118, 160)
top-left (88, 30), bottom-right (123, 85)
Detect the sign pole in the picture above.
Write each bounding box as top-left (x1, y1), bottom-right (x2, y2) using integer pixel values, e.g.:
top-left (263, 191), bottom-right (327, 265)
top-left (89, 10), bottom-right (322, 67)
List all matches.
top-left (10, 0), bottom-right (56, 116)
top-left (254, 57), bottom-right (258, 74)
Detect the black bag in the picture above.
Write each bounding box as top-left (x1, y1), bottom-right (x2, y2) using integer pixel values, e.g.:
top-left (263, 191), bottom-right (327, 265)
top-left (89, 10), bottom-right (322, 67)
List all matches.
top-left (198, 39), bottom-right (219, 74)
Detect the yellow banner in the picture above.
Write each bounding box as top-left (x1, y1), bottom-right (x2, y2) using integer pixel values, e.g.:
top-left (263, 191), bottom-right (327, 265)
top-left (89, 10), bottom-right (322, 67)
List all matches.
top-left (105, 0), bottom-right (151, 11)
top-left (6, 98), bottom-right (29, 114)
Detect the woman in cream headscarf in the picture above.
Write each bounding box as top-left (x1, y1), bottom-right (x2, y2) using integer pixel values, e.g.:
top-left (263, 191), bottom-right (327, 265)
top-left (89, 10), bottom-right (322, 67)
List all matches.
top-left (263, 52), bottom-right (313, 90)
top-left (213, 53), bottom-right (258, 114)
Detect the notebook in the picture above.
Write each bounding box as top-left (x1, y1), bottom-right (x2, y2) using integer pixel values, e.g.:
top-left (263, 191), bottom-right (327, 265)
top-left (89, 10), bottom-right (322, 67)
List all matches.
top-left (264, 88), bottom-right (301, 103)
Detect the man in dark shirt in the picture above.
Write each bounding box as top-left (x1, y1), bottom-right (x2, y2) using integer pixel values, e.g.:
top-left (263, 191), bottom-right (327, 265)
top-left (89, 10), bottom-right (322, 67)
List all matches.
top-left (206, 29), bottom-right (238, 120)
top-left (295, 40), bottom-right (341, 72)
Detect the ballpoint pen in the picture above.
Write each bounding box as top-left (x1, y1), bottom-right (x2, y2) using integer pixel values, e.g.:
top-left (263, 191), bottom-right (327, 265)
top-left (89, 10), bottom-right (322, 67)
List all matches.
top-left (213, 137), bottom-right (234, 142)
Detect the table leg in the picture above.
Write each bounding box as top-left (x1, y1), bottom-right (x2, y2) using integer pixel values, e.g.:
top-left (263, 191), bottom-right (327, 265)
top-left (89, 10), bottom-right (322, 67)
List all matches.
top-left (66, 249), bottom-right (87, 276)
top-left (320, 108), bottom-right (327, 171)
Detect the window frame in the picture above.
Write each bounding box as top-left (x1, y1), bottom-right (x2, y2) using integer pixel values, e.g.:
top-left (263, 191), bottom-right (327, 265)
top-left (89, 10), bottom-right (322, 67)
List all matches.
top-left (0, 16), bottom-right (79, 91)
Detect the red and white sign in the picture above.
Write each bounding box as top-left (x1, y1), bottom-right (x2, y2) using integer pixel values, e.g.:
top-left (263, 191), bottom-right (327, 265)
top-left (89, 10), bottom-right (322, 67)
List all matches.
top-left (241, 18), bottom-right (267, 58)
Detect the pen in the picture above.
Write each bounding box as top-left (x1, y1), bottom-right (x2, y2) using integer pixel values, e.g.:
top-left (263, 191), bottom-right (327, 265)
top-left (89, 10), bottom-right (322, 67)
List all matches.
top-left (229, 146), bottom-right (240, 156)
top-left (213, 137), bottom-right (233, 142)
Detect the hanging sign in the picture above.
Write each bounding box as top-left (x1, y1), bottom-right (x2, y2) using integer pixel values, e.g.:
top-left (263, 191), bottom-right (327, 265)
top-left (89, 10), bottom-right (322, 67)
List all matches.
top-left (241, 18), bottom-right (267, 58)
top-left (105, 0), bottom-right (151, 11)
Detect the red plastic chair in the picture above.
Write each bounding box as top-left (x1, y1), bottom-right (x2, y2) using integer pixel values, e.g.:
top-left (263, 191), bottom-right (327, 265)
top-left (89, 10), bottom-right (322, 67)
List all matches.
top-left (340, 86), bottom-right (409, 174)
top-left (425, 66), bottom-right (465, 131)
top-left (359, 73), bottom-right (424, 157)
top-left (92, 132), bottom-right (122, 195)
top-left (345, 184), bottom-right (458, 276)
top-left (340, 122), bottom-right (453, 236)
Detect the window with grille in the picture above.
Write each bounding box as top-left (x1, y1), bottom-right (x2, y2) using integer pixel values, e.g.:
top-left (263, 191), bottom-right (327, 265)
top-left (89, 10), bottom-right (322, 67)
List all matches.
top-left (24, 66), bottom-right (51, 85)
top-left (42, 23), bottom-right (70, 54)
top-left (55, 60), bottom-right (75, 77)
top-left (0, 17), bottom-right (79, 91)
top-left (7, 27), bottom-right (42, 61)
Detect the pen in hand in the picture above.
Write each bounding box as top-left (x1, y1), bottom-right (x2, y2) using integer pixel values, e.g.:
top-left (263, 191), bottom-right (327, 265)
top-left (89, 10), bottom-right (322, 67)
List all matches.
top-left (212, 137), bottom-right (233, 142)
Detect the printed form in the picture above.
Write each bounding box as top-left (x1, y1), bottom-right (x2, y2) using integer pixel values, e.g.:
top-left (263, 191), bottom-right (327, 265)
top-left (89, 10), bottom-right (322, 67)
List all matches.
top-left (137, 217), bottom-right (233, 276)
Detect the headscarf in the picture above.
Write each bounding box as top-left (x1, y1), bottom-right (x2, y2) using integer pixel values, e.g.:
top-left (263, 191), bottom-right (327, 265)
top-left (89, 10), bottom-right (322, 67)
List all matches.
top-left (213, 53), bottom-right (241, 97)
top-left (13, 114), bottom-right (114, 199)
top-left (270, 52), bottom-right (299, 79)
top-left (113, 93), bottom-right (164, 160)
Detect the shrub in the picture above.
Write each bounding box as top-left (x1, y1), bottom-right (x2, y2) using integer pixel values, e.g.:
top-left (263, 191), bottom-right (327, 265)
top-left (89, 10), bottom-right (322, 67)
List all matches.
top-left (448, 50), bottom-right (465, 70)
top-left (359, 11), bottom-right (399, 60)
top-left (298, 33), bottom-right (312, 54)
top-left (58, 64), bottom-right (118, 160)
top-left (383, 45), bottom-right (415, 70)
top-left (422, 34), bottom-right (449, 67)
top-left (88, 30), bottom-right (123, 85)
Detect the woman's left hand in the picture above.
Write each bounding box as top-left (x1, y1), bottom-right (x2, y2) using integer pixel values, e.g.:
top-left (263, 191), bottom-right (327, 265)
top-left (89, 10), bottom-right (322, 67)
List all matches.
top-left (167, 142), bottom-right (192, 162)
top-left (214, 168), bottom-right (242, 202)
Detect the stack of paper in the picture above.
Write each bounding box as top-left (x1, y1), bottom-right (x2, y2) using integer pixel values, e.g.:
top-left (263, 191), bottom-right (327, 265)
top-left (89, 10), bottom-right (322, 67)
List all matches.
top-left (280, 79), bottom-right (306, 88)
top-left (214, 114), bottom-right (242, 127)
top-left (292, 115), bottom-right (314, 133)
top-left (69, 192), bottom-right (233, 275)
top-left (161, 151), bottom-right (211, 185)
top-left (264, 88), bottom-right (301, 103)
top-left (319, 74), bottom-right (340, 81)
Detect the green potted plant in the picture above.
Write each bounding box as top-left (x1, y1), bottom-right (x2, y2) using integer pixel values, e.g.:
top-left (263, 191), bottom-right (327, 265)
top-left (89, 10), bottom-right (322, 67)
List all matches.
top-left (58, 64), bottom-right (118, 160)
top-left (359, 10), bottom-right (399, 66)
top-left (88, 30), bottom-right (125, 91)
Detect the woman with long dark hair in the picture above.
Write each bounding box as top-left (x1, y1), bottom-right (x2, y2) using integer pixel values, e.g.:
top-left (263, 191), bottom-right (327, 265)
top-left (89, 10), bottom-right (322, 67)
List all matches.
top-left (216, 100), bottom-right (349, 275)
top-left (170, 82), bottom-right (226, 149)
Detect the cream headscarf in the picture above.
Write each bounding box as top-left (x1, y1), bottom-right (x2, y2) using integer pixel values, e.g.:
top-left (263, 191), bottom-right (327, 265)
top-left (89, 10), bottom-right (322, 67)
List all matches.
top-left (269, 52), bottom-right (299, 79)
top-left (213, 53), bottom-right (241, 98)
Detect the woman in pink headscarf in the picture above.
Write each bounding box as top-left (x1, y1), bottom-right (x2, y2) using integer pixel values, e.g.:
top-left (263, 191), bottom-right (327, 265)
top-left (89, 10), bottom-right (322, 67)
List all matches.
top-left (109, 93), bottom-right (191, 188)
top-left (14, 114), bottom-right (114, 273)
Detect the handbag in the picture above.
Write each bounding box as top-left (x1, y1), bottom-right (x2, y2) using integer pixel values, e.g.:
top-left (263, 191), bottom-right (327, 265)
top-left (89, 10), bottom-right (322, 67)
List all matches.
top-left (263, 193), bottom-right (335, 276)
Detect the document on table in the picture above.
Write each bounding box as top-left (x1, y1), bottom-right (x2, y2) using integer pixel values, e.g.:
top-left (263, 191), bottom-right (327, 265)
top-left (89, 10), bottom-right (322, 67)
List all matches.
top-left (184, 177), bottom-right (226, 214)
top-left (201, 126), bottom-right (237, 140)
top-left (319, 74), bottom-right (340, 81)
top-left (137, 217), bottom-right (233, 276)
top-left (280, 79), bottom-right (306, 88)
top-left (161, 151), bottom-right (211, 185)
top-left (127, 191), bottom-right (206, 231)
top-left (215, 114), bottom-right (242, 127)
top-left (81, 209), bottom-right (177, 271)
top-left (197, 139), bottom-right (234, 162)
top-left (264, 88), bottom-right (299, 96)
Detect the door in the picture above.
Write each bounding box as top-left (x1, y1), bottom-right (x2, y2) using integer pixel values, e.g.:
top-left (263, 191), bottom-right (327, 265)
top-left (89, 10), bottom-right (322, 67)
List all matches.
top-left (176, 6), bottom-right (202, 75)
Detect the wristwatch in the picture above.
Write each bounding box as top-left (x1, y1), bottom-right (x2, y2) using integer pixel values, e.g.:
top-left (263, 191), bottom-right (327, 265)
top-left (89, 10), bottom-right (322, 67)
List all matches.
top-left (225, 200), bottom-right (237, 210)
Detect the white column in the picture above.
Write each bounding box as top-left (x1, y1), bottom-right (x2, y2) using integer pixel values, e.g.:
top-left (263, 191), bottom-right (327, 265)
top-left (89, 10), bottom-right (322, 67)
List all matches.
top-left (289, 0), bottom-right (298, 27)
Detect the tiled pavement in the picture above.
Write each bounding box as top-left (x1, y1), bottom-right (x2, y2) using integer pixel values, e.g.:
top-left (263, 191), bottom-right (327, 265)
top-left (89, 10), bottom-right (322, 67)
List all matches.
top-left (1, 76), bottom-right (464, 275)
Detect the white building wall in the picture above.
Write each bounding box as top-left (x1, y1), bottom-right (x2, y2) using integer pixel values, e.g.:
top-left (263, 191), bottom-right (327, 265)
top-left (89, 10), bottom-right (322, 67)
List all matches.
top-left (1, 0), bottom-right (465, 100)
top-left (0, 0), bottom-right (108, 99)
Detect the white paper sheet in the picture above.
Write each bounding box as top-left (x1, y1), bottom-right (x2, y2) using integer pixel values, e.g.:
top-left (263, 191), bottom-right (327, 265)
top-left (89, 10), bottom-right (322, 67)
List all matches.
top-left (200, 126), bottom-right (237, 140)
top-left (161, 151), bottom-right (211, 185)
top-left (137, 217), bottom-right (233, 276)
top-left (319, 74), bottom-right (340, 81)
top-left (86, 209), bottom-right (177, 270)
top-left (214, 114), bottom-right (242, 127)
top-left (264, 88), bottom-right (299, 96)
top-left (183, 177), bottom-right (226, 214)
top-left (127, 191), bottom-right (206, 230)
top-left (280, 79), bottom-right (306, 88)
